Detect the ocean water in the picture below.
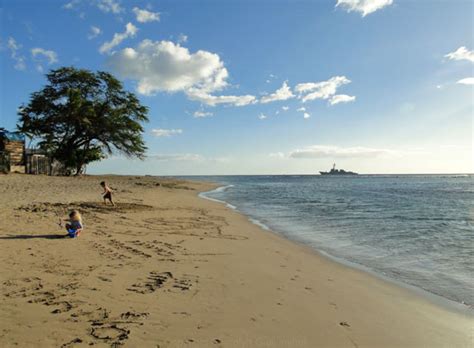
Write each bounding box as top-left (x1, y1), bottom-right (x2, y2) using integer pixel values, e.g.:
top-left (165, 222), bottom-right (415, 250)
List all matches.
top-left (182, 175), bottom-right (474, 308)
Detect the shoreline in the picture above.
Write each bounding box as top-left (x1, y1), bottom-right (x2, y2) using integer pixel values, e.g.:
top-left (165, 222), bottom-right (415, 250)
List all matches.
top-left (199, 183), bottom-right (473, 317)
top-left (1, 174), bottom-right (472, 347)
top-left (199, 184), bottom-right (474, 314)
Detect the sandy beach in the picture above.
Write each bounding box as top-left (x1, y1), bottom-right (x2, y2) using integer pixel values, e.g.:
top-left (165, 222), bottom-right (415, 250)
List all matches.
top-left (0, 174), bottom-right (472, 348)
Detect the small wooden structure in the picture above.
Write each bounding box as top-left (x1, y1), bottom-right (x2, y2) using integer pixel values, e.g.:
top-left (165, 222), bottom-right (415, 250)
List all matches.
top-left (0, 129), bottom-right (25, 173)
top-left (25, 149), bottom-right (51, 175)
top-left (1, 129), bottom-right (66, 175)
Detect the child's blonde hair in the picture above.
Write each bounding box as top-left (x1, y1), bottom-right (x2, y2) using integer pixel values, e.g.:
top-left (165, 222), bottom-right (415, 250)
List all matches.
top-left (69, 210), bottom-right (81, 221)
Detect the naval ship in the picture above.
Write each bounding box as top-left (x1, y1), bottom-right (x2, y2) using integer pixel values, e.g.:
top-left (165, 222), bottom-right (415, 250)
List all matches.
top-left (319, 163), bottom-right (358, 176)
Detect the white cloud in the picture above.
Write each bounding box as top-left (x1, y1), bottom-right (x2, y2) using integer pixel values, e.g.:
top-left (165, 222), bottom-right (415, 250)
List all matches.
top-left (295, 76), bottom-right (352, 103)
top-left (303, 112), bottom-right (311, 119)
top-left (31, 47), bottom-right (58, 64)
top-left (186, 89), bottom-right (256, 107)
top-left (178, 34), bottom-right (188, 44)
top-left (269, 152), bottom-right (286, 159)
top-left (148, 153), bottom-right (203, 161)
top-left (282, 106), bottom-right (289, 111)
top-left (7, 37), bottom-right (26, 71)
top-left (329, 94), bottom-right (356, 105)
top-left (100, 22), bottom-right (138, 54)
top-left (260, 81), bottom-right (295, 103)
top-left (88, 26), bottom-right (102, 39)
top-left (439, 144), bottom-right (472, 151)
top-left (108, 39), bottom-right (257, 106)
top-left (445, 46), bottom-right (474, 63)
top-left (289, 145), bottom-right (403, 159)
top-left (258, 113), bottom-right (268, 120)
top-left (457, 77), bottom-right (474, 85)
top-left (151, 128), bottom-right (183, 137)
top-left (336, 0), bottom-right (393, 17)
top-left (193, 110), bottom-right (213, 118)
top-left (63, 0), bottom-right (80, 10)
top-left (146, 153), bottom-right (231, 163)
top-left (97, 0), bottom-right (123, 14)
top-left (109, 39), bottom-right (226, 93)
top-left (297, 107), bottom-right (306, 112)
top-left (133, 7), bottom-right (160, 23)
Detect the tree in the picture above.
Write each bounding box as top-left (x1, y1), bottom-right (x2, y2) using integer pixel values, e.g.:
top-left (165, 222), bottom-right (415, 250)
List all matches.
top-left (17, 67), bottom-right (149, 175)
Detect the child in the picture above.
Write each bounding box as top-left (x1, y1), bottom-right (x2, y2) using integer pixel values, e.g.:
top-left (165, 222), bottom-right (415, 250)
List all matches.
top-left (63, 210), bottom-right (83, 238)
top-left (100, 181), bottom-right (115, 206)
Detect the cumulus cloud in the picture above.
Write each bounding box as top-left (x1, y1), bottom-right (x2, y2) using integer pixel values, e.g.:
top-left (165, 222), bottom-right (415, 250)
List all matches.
top-left (295, 76), bottom-right (353, 103)
top-left (193, 110), bottom-right (213, 118)
top-left (151, 128), bottom-right (183, 137)
top-left (336, 0), bottom-right (393, 17)
top-left (457, 77), bottom-right (474, 85)
top-left (31, 47), bottom-right (58, 64)
top-left (258, 113), bottom-right (268, 120)
top-left (445, 46), bottom-right (474, 63)
top-left (289, 145), bottom-right (402, 159)
top-left (297, 107), bottom-right (306, 112)
top-left (282, 106), bottom-right (289, 111)
top-left (88, 25), bottom-right (102, 39)
top-left (133, 7), bottom-right (160, 23)
top-left (303, 112), bottom-right (311, 119)
top-left (329, 94), bottom-right (356, 105)
top-left (108, 39), bottom-right (256, 106)
top-left (260, 81), bottom-right (295, 103)
top-left (97, 0), bottom-right (123, 14)
top-left (108, 40), bottom-right (226, 93)
top-left (100, 22), bottom-right (138, 54)
top-left (7, 37), bottom-right (26, 71)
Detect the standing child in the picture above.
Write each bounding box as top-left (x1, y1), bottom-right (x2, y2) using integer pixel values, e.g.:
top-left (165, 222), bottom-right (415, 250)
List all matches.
top-left (100, 181), bottom-right (115, 206)
top-left (63, 210), bottom-right (83, 238)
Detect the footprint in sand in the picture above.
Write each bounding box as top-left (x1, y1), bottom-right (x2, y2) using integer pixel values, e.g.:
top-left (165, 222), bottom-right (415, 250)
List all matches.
top-left (50, 301), bottom-right (73, 314)
top-left (98, 276), bottom-right (112, 282)
top-left (60, 338), bottom-right (83, 348)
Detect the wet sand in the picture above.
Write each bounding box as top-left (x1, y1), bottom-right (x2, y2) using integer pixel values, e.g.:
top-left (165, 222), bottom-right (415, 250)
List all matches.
top-left (0, 174), bottom-right (472, 347)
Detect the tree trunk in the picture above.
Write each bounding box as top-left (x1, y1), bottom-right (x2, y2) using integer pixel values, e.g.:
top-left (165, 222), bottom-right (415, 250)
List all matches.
top-left (74, 164), bottom-right (83, 176)
top-left (74, 142), bottom-right (89, 176)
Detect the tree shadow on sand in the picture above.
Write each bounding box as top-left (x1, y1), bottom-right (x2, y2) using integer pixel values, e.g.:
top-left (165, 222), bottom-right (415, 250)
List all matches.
top-left (0, 234), bottom-right (69, 240)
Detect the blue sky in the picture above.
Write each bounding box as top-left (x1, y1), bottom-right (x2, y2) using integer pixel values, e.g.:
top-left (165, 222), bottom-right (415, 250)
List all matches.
top-left (1, 0), bottom-right (472, 174)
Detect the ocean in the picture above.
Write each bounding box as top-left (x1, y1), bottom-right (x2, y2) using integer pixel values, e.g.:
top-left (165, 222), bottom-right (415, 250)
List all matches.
top-left (180, 175), bottom-right (474, 309)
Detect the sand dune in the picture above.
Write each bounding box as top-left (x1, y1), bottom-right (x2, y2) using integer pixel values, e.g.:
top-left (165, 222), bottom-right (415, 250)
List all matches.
top-left (0, 174), bottom-right (472, 347)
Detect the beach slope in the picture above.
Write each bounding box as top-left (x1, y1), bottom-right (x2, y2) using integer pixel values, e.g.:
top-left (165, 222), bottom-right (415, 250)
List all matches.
top-left (0, 175), bottom-right (472, 347)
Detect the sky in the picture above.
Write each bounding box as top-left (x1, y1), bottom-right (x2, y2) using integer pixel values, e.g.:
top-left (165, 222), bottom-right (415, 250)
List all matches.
top-left (0, 0), bottom-right (473, 175)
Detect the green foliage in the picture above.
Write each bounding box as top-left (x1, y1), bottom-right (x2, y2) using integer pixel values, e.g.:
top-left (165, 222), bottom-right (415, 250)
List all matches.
top-left (17, 67), bottom-right (149, 175)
